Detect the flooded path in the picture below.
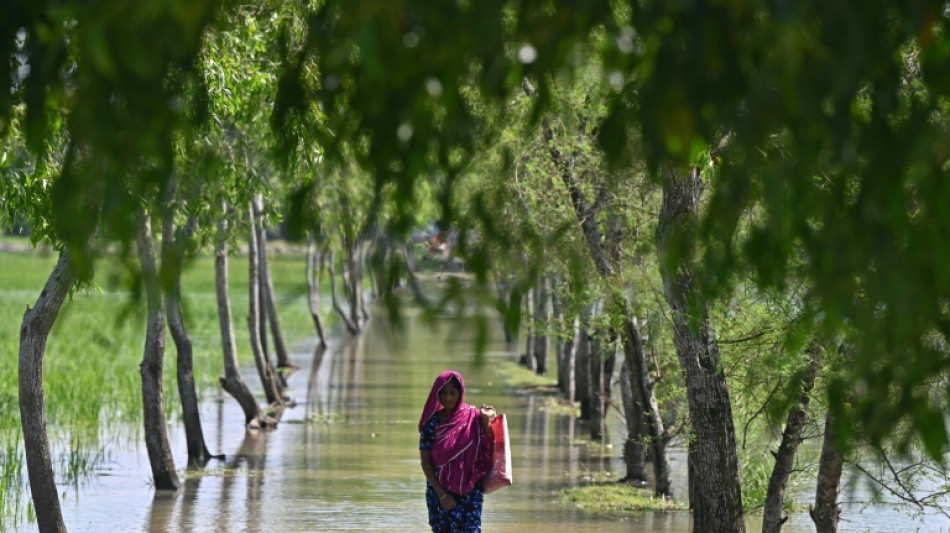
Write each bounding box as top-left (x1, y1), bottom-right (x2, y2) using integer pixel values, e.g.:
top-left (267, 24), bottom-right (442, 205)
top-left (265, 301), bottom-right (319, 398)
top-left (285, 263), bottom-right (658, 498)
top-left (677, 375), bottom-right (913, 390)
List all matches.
top-left (24, 308), bottom-right (950, 532)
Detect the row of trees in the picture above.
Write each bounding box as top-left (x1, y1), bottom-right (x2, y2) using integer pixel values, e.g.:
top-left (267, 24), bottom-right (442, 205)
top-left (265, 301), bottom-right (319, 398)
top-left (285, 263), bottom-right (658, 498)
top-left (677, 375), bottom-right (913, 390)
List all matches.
top-left (5, 1), bottom-right (950, 532)
top-left (1, 3), bottom-right (416, 531)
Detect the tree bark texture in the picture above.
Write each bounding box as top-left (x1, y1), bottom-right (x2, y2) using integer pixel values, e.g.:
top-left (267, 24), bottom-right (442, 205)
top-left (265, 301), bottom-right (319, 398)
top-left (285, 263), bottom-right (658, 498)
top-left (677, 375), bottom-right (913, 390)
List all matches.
top-left (306, 236), bottom-right (328, 347)
top-left (248, 202), bottom-right (283, 406)
top-left (810, 414), bottom-right (844, 533)
top-left (215, 212), bottom-right (273, 429)
top-left (19, 251), bottom-right (74, 533)
top-left (656, 166), bottom-right (744, 531)
top-left (763, 352), bottom-right (821, 533)
top-left (136, 212), bottom-right (180, 491)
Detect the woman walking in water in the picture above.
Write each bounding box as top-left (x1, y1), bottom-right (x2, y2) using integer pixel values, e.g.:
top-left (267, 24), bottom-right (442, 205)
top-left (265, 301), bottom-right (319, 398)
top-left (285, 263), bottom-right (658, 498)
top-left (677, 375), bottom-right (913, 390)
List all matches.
top-left (419, 370), bottom-right (496, 533)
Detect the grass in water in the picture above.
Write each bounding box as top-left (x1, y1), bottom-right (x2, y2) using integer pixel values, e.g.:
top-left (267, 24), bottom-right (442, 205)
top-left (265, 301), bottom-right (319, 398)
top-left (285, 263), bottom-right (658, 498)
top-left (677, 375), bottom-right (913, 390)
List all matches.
top-left (560, 483), bottom-right (686, 514)
top-left (492, 360), bottom-right (558, 389)
top-left (0, 244), bottom-right (321, 526)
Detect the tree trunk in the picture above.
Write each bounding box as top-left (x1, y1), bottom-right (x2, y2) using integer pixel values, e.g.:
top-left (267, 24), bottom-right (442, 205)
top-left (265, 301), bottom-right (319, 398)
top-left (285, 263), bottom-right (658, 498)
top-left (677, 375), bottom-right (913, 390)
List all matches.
top-left (306, 236), bottom-right (328, 347)
top-left (552, 287), bottom-right (568, 393)
top-left (253, 197), bottom-right (292, 369)
top-left (215, 209), bottom-right (273, 429)
top-left (248, 202), bottom-right (283, 406)
top-left (328, 253), bottom-right (359, 335)
top-left (589, 328), bottom-right (606, 441)
top-left (620, 360), bottom-right (647, 483)
top-left (566, 315), bottom-right (578, 404)
top-left (575, 308), bottom-right (592, 421)
top-left (656, 166), bottom-right (743, 531)
top-left (522, 288), bottom-right (537, 371)
top-left (161, 204), bottom-right (214, 466)
top-left (357, 241), bottom-right (370, 322)
top-left (763, 351), bottom-right (821, 533)
top-left (136, 212), bottom-right (180, 491)
top-left (545, 121), bottom-right (671, 495)
top-left (495, 281), bottom-right (517, 347)
top-left (19, 251), bottom-right (76, 533)
top-left (810, 414), bottom-right (844, 533)
top-left (533, 276), bottom-right (550, 375)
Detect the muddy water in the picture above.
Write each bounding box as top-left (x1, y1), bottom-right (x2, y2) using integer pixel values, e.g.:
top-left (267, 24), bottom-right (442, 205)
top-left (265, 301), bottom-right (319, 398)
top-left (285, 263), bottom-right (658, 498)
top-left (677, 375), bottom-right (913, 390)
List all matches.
top-left (32, 309), bottom-right (950, 532)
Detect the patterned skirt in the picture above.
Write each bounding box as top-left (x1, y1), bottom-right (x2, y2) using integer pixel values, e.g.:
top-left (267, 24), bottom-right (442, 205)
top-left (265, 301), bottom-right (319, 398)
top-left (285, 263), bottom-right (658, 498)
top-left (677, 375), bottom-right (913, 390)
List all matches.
top-left (425, 482), bottom-right (484, 533)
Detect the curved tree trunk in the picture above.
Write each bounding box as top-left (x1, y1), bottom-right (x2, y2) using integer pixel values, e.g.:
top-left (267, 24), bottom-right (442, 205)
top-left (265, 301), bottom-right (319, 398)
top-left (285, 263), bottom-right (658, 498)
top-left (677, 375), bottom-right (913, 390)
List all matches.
top-left (160, 197), bottom-right (215, 466)
top-left (306, 236), bottom-right (328, 347)
top-left (215, 210), bottom-right (274, 429)
top-left (656, 166), bottom-right (743, 531)
top-left (810, 414), bottom-right (844, 533)
top-left (19, 251), bottom-right (76, 533)
top-left (763, 351), bottom-right (821, 533)
top-left (136, 211), bottom-right (180, 491)
top-left (248, 201), bottom-right (284, 406)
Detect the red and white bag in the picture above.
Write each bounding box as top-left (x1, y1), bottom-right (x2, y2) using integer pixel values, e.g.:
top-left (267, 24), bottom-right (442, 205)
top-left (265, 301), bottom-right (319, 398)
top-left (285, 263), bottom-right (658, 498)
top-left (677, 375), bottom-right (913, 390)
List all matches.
top-left (483, 414), bottom-right (512, 493)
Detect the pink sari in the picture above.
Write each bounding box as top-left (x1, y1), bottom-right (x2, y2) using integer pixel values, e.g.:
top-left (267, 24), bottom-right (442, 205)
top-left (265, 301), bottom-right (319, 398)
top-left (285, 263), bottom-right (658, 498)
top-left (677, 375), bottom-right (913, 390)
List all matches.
top-left (419, 371), bottom-right (494, 495)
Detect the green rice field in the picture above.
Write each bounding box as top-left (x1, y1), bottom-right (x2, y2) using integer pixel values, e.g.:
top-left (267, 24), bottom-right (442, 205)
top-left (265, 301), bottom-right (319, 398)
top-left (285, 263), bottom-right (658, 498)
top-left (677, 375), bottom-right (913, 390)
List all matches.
top-left (0, 242), bottom-right (320, 525)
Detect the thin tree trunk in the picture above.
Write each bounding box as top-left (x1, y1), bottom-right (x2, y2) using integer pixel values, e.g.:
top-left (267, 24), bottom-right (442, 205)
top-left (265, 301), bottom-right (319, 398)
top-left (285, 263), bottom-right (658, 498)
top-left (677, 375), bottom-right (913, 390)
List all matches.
top-left (575, 309), bottom-right (592, 421)
top-left (656, 166), bottom-right (743, 531)
top-left (306, 236), bottom-right (328, 347)
top-left (621, 315), bottom-right (672, 496)
top-left (534, 276), bottom-right (549, 375)
top-left (328, 253), bottom-right (359, 334)
top-left (551, 285), bottom-right (566, 392)
top-left (19, 251), bottom-right (76, 533)
top-left (136, 211), bottom-right (180, 491)
top-left (620, 360), bottom-right (647, 483)
top-left (253, 198), bottom-right (292, 369)
top-left (810, 414), bottom-right (844, 533)
top-left (523, 288), bottom-right (537, 371)
top-left (589, 329), bottom-right (605, 441)
top-left (248, 202), bottom-right (283, 406)
top-left (763, 351), bottom-right (821, 533)
top-left (215, 209), bottom-right (273, 429)
top-left (496, 281), bottom-right (517, 347)
top-left (357, 241), bottom-right (370, 322)
top-left (566, 315), bottom-right (579, 404)
top-left (161, 203), bottom-right (214, 466)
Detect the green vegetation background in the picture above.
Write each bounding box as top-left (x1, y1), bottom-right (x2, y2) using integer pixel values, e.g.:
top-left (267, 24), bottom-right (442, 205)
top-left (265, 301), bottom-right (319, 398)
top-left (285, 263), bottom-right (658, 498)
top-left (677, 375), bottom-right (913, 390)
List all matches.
top-left (0, 245), bottom-right (315, 488)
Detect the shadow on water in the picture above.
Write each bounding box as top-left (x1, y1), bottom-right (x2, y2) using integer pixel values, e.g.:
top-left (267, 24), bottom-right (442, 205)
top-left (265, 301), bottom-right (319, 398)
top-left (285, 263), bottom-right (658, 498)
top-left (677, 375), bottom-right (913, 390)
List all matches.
top-left (36, 308), bottom-right (950, 532)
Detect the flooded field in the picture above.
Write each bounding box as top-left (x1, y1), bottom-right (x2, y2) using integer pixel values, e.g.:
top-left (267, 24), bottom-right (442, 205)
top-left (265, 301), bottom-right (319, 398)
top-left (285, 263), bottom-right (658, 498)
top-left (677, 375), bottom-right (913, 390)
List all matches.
top-left (11, 308), bottom-right (950, 532)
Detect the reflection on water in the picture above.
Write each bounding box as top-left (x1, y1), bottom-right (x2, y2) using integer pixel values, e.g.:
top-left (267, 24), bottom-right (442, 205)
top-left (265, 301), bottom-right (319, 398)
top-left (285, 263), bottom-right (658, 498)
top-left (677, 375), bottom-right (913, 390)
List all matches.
top-left (20, 310), bottom-right (950, 532)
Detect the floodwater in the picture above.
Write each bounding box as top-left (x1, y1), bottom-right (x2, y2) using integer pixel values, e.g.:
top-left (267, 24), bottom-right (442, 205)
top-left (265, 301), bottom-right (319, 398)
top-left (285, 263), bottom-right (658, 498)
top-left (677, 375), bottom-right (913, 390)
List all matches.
top-left (17, 308), bottom-right (950, 532)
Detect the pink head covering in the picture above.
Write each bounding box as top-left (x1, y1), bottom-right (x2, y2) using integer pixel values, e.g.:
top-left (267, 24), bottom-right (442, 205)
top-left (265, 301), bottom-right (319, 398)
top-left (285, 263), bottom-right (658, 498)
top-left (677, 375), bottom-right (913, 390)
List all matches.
top-left (419, 370), bottom-right (494, 495)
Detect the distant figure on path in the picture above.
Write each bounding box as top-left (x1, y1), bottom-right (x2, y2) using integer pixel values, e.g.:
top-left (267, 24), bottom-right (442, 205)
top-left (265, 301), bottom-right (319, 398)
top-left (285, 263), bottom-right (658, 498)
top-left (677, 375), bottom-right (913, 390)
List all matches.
top-left (419, 370), bottom-right (497, 533)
